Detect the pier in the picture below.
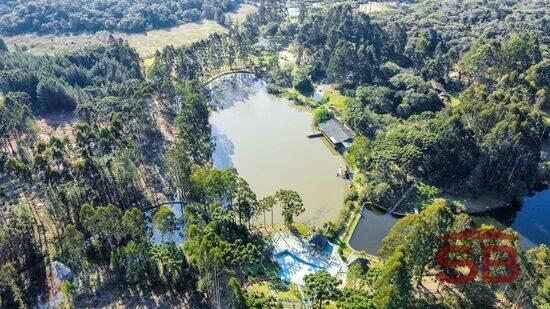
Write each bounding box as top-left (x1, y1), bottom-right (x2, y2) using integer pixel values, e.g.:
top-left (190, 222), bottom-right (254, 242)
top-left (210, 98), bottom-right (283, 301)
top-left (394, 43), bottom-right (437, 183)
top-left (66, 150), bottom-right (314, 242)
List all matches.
top-left (306, 131), bottom-right (323, 138)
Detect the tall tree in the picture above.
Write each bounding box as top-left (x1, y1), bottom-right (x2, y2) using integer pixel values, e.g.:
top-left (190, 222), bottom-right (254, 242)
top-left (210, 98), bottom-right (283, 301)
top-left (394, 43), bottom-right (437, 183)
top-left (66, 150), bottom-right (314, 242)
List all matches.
top-left (303, 270), bottom-right (342, 309)
top-left (175, 80), bottom-right (214, 167)
top-left (275, 189), bottom-right (304, 226)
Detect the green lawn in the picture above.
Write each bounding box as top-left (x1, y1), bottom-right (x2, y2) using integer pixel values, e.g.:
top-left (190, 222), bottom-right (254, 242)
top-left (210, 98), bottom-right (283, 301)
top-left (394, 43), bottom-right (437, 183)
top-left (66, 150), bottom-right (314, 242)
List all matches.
top-left (323, 86), bottom-right (348, 114)
top-left (247, 282), bottom-right (272, 298)
top-left (226, 4), bottom-right (259, 24)
top-left (247, 281), bottom-right (302, 304)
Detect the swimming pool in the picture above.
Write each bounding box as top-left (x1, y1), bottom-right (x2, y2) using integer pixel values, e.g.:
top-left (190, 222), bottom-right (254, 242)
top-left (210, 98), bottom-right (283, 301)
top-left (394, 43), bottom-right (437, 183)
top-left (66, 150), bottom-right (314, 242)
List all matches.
top-left (274, 250), bottom-right (326, 285)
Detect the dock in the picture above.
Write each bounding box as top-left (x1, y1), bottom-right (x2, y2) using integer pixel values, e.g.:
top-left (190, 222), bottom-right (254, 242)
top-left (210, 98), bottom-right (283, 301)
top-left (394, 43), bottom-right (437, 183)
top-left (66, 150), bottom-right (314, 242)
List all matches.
top-left (306, 131), bottom-right (323, 138)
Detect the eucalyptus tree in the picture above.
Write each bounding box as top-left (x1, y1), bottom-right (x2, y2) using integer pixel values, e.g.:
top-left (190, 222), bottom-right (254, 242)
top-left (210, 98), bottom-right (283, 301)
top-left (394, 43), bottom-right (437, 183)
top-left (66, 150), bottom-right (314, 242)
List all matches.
top-left (175, 81), bottom-right (214, 167)
top-left (233, 178), bottom-right (259, 227)
top-left (153, 206), bottom-right (177, 242)
top-left (259, 195), bottom-right (277, 227)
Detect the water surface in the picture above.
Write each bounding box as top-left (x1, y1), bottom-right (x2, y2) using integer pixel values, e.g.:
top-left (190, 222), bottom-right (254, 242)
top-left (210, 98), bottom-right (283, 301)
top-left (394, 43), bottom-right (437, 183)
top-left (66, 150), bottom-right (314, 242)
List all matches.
top-left (209, 74), bottom-right (348, 226)
top-left (482, 189), bottom-right (550, 250)
top-left (350, 189), bottom-right (550, 255)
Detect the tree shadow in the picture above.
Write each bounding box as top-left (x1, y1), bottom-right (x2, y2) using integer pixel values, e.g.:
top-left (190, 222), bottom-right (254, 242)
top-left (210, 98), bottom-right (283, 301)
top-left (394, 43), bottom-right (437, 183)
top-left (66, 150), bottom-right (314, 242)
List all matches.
top-left (457, 281), bottom-right (498, 308)
top-left (212, 127), bottom-right (235, 169)
top-left (208, 73), bottom-right (259, 110)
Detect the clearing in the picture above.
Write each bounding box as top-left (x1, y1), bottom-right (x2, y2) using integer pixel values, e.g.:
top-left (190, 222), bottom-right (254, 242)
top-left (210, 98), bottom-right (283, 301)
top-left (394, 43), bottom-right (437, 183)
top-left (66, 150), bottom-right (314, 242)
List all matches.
top-left (4, 21), bottom-right (227, 58)
top-left (323, 85), bottom-right (349, 114)
top-left (227, 4), bottom-right (259, 23)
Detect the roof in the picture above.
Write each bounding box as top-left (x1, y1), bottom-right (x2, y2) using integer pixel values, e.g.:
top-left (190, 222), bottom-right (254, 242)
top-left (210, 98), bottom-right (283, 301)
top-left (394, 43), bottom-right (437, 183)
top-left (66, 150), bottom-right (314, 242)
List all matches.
top-left (347, 256), bottom-right (370, 271)
top-left (309, 232), bottom-right (329, 249)
top-left (318, 118), bottom-right (355, 145)
top-left (431, 80), bottom-right (447, 94)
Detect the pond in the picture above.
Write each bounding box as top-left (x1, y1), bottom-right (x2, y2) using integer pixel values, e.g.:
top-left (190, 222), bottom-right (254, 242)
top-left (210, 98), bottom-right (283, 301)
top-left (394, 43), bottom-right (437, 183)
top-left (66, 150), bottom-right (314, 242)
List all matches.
top-left (481, 189), bottom-right (550, 250)
top-left (350, 189), bottom-right (550, 255)
top-left (209, 74), bottom-right (349, 226)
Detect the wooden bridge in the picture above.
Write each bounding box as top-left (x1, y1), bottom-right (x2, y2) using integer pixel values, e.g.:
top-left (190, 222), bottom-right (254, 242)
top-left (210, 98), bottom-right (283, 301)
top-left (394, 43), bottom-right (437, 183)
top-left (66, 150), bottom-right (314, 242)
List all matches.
top-left (202, 68), bottom-right (257, 85)
top-left (141, 200), bottom-right (185, 213)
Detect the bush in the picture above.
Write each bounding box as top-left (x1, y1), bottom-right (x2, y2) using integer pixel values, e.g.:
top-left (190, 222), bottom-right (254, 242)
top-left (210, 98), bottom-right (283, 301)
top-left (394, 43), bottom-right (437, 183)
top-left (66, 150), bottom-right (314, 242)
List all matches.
top-left (313, 106), bottom-right (334, 125)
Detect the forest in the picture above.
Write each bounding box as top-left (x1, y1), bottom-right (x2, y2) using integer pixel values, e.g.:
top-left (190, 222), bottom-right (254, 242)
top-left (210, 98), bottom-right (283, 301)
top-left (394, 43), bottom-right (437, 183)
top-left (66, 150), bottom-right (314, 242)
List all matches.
top-left (0, 0), bottom-right (242, 35)
top-left (256, 0), bottom-right (548, 213)
top-left (0, 0), bottom-right (549, 308)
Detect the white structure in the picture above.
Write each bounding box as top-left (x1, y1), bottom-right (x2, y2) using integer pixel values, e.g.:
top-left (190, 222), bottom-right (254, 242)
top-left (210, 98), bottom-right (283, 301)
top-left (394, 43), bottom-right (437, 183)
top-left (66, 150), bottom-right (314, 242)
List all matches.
top-left (272, 232), bottom-right (348, 285)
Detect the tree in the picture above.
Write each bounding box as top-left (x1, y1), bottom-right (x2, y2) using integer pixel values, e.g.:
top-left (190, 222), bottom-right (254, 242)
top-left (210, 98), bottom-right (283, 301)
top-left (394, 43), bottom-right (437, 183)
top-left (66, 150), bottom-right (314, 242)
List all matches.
top-left (233, 178), bottom-right (259, 226)
top-left (175, 81), bottom-right (214, 166)
top-left (293, 65), bottom-right (314, 94)
top-left (153, 206), bottom-right (177, 242)
top-left (337, 288), bottom-right (373, 309)
top-left (120, 241), bottom-right (151, 284)
top-left (80, 204), bottom-right (123, 250)
top-left (379, 199), bottom-right (457, 286)
top-left (37, 79), bottom-right (76, 111)
top-left (259, 195), bottom-right (277, 226)
top-left (313, 106), bottom-right (333, 125)
top-left (150, 242), bottom-right (189, 289)
top-left (0, 264), bottom-right (24, 308)
top-left (372, 250), bottom-right (414, 309)
top-left (355, 86), bottom-right (396, 115)
top-left (228, 277), bottom-right (246, 309)
top-left (303, 270), bottom-right (342, 308)
top-left (275, 189), bottom-right (305, 226)
top-left (61, 225), bottom-right (86, 270)
top-left (327, 40), bottom-right (357, 85)
top-left (122, 208), bottom-right (147, 241)
top-left (245, 292), bottom-right (272, 308)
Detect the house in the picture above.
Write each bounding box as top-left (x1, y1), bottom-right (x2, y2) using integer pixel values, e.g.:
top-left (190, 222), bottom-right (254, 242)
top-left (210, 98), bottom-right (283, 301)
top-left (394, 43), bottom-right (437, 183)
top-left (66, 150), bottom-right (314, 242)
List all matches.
top-left (318, 118), bottom-right (355, 151)
top-left (309, 232), bottom-right (329, 250)
top-left (431, 80), bottom-right (449, 102)
top-left (347, 256), bottom-right (370, 272)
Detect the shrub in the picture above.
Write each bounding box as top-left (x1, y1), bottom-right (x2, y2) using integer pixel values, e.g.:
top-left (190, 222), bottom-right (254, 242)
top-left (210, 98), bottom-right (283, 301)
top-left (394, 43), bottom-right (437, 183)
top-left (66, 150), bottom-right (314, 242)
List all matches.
top-left (313, 106), bottom-right (333, 125)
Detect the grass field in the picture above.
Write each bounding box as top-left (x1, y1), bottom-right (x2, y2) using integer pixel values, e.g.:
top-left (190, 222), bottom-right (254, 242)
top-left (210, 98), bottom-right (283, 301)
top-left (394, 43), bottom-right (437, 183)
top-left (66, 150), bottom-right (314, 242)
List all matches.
top-left (356, 2), bottom-right (392, 14)
top-left (227, 4), bottom-right (259, 23)
top-left (323, 86), bottom-right (349, 114)
top-left (4, 20), bottom-right (227, 58)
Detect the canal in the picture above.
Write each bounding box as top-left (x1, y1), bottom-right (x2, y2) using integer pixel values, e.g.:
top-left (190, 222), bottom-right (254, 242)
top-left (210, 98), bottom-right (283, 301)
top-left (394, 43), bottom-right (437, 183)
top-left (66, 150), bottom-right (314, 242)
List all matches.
top-left (209, 74), bottom-right (349, 226)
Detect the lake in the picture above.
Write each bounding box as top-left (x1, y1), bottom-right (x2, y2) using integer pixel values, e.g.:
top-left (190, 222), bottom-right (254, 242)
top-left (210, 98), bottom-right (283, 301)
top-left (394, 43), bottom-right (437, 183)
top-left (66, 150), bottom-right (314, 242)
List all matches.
top-left (209, 74), bottom-right (349, 226)
top-left (350, 189), bottom-right (550, 255)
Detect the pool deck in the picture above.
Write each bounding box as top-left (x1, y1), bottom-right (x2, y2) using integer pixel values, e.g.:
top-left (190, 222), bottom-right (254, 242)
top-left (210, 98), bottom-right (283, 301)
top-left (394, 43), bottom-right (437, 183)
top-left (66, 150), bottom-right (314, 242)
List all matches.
top-left (272, 232), bottom-right (348, 285)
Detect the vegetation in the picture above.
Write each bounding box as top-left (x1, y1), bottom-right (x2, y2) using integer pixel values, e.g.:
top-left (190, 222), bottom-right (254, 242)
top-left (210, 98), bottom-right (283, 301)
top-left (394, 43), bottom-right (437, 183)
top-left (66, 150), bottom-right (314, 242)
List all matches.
top-left (303, 270), bottom-right (342, 308)
top-left (0, 0), bottom-right (548, 308)
top-left (0, 0), bottom-right (242, 35)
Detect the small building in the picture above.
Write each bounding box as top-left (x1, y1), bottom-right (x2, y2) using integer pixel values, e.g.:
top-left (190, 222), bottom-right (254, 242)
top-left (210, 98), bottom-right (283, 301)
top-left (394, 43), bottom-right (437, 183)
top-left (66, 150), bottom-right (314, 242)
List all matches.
top-left (347, 256), bottom-right (370, 273)
top-left (309, 232), bottom-right (329, 250)
top-left (318, 118), bottom-right (355, 151)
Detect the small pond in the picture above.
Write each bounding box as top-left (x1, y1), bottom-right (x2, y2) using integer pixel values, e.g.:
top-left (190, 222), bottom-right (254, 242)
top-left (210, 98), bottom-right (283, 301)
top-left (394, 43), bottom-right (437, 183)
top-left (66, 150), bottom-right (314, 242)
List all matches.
top-left (350, 189), bottom-right (550, 255)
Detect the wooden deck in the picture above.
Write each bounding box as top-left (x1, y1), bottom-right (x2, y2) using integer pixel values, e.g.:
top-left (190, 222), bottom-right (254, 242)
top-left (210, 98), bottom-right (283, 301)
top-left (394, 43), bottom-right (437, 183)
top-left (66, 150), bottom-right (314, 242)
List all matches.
top-left (306, 131), bottom-right (323, 138)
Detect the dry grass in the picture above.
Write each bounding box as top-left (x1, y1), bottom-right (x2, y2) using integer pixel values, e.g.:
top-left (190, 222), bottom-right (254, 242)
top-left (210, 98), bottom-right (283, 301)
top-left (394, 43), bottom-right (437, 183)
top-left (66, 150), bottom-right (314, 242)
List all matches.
top-left (355, 2), bottom-right (392, 14)
top-left (4, 20), bottom-right (227, 58)
top-left (116, 21), bottom-right (226, 58)
top-left (226, 4), bottom-right (259, 24)
top-left (5, 32), bottom-right (106, 55)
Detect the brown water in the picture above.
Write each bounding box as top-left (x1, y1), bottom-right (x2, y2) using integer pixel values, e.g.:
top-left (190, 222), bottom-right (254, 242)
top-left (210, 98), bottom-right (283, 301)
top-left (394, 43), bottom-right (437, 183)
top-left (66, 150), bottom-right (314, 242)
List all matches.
top-left (210, 74), bottom-right (348, 226)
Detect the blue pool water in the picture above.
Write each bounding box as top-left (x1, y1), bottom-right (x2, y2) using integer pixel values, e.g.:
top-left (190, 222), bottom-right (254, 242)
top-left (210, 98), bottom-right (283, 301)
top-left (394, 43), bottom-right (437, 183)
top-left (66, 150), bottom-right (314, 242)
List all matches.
top-left (274, 250), bottom-right (325, 285)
